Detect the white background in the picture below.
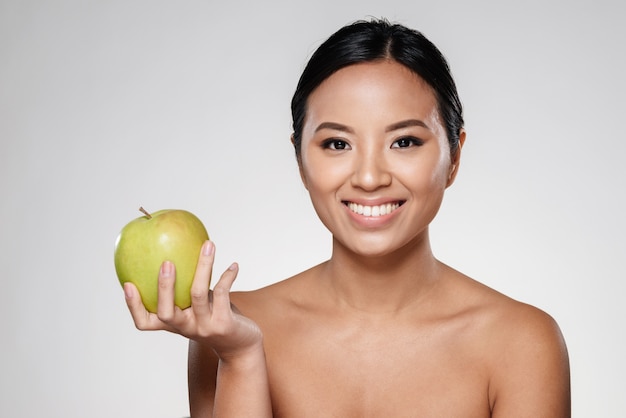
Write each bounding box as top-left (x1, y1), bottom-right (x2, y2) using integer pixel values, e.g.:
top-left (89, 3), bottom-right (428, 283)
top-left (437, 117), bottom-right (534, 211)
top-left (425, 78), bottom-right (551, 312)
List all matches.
top-left (1, 0), bottom-right (624, 416)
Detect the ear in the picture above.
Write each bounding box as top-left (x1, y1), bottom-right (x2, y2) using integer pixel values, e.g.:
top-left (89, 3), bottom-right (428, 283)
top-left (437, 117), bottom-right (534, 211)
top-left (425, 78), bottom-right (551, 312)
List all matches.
top-left (446, 129), bottom-right (466, 188)
top-left (291, 134), bottom-right (309, 190)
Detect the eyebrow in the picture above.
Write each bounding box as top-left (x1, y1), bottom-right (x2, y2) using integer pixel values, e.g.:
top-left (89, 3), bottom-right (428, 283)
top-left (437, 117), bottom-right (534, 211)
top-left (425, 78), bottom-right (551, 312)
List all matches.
top-left (314, 122), bottom-right (355, 133)
top-left (314, 119), bottom-right (430, 134)
top-left (385, 119), bottom-right (430, 132)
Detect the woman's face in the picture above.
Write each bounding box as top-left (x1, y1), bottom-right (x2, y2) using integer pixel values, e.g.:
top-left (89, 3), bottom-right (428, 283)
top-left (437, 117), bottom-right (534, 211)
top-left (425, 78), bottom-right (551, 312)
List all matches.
top-left (299, 60), bottom-right (463, 257)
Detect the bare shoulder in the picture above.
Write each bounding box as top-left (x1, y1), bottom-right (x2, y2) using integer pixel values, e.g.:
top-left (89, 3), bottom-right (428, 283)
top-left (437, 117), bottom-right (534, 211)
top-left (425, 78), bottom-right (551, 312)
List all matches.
top-left (442, 265), bottom-right (565, 340)
top-left (458, 273), bottom-right (565, 344)
top-left (444, 267), bottom-right (571, 417)
top-left (229, 265), bottom-right (318, 323)
top-left (491, 302), bottom-right (570, 416)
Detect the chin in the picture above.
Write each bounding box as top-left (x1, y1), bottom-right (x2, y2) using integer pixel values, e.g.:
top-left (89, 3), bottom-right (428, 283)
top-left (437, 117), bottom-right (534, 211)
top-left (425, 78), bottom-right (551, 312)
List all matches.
top-left (333, 228), bottom-right (429, 260)
top-left (336, 238), bottom-right (406, 259)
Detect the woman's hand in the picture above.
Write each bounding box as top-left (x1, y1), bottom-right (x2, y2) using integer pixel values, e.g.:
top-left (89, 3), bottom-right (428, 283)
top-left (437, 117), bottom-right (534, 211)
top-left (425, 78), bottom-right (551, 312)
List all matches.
top-left (126, 241), bottom-right (272, 416)
top-left (123, 240), bottom-right (263, 359)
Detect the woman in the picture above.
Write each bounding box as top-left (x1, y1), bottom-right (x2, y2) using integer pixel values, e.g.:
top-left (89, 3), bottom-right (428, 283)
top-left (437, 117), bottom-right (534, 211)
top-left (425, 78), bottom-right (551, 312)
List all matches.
top-left (124, 18), bottom-right (571, 417)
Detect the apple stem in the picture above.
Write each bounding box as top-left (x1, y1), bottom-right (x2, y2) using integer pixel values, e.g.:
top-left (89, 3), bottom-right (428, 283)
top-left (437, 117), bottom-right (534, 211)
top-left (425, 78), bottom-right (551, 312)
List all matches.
top-left (139, 206), bottom-right (152, 219)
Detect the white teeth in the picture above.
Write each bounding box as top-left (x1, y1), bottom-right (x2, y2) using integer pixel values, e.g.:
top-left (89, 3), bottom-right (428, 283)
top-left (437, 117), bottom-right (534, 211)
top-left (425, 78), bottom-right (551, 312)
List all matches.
top-left (347, 202), bottom-right (401, 217)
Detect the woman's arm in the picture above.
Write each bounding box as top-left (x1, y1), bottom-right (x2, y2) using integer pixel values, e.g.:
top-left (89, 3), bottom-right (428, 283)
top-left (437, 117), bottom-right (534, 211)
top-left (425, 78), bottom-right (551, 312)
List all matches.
top-left (489, 306), bottom-right (571, 417)
top-left (214, 342), bottom-right (271, 417)
top-left (188, 339), bottom-right (272, 418)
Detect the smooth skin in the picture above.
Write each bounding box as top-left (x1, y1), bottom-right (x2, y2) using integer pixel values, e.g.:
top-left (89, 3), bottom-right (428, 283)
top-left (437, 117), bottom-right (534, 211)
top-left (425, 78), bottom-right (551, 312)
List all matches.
top-left (126, 60), bottom-right (570, 417)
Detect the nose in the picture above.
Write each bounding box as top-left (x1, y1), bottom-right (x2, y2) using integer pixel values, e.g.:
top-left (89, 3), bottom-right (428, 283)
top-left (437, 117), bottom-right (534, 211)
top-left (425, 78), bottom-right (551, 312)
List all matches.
top-left (350, 148), bottom-right (392, 191)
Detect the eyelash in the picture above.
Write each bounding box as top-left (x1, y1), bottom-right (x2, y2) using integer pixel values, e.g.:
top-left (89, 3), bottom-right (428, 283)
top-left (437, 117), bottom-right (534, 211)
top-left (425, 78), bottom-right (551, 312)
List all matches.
top-left (392, 136), bottom-right (424, 148)
top-left (322, 139), bottom-right (350, 150)
top-left (321, 136), bottom-right (424, 151)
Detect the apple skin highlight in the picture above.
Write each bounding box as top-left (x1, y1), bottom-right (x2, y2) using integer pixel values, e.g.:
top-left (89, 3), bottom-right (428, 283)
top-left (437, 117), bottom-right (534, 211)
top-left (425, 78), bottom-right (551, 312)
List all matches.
top-left (114, 209), bottom-right (209, 313)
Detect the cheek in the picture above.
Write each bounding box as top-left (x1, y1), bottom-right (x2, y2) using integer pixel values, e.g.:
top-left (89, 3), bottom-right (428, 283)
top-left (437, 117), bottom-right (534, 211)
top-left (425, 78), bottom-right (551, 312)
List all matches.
top-left (430, 142), bottom-right (453, 183)
top-left (300, 150), bottom-right (349, 192)
top-left (400, 151), bottom-right (450, 191)
top-left (302, 164), bottom-right (339, 196)
top-left (430, 160), bottom-right (452, 187)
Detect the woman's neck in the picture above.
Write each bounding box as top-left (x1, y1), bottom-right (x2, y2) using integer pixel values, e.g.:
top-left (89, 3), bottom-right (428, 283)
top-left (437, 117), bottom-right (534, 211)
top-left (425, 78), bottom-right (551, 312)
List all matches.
top-left (321, 231), bottom-right (443, 316)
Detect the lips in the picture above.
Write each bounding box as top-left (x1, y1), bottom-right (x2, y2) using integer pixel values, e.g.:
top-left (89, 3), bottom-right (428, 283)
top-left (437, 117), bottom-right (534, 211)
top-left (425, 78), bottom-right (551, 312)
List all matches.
top-left (344, 201), bottom-right (404, 217)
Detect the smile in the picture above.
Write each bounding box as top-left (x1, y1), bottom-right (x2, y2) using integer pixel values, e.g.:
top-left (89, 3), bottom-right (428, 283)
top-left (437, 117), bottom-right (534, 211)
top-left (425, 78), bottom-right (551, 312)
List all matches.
top-left (344, 201), bottom-right (403, 217)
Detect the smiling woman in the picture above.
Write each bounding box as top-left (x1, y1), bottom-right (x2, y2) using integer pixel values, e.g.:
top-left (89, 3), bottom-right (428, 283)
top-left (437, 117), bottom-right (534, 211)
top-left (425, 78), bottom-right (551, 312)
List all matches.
top-left (299, 60), bottom-right (454, 259)
top-left (123, 18), bottom-right (571, 417)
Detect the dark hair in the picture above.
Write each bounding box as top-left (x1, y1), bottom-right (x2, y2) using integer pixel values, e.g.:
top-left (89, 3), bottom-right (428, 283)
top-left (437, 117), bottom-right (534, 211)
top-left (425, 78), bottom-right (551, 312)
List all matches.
top-left (291, 18), bottom-right (464, 160)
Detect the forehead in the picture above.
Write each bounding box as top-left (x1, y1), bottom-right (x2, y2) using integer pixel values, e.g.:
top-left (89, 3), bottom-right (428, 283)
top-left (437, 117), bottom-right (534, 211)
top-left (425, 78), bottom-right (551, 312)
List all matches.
top-left (304, 60), bottom-right (441, 131)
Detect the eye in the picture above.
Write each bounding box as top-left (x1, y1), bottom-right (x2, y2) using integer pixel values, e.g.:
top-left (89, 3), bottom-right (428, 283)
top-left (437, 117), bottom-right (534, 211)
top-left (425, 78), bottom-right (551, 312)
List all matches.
top-left (322, 139), bottom-right (351, 150)
top-left (391, 136), bottom-right (424, 149)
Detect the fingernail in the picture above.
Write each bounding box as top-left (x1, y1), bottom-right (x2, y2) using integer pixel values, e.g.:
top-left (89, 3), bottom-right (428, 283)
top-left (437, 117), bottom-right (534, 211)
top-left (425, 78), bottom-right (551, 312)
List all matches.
top-left (161, 261), bottom-right (173, 276)
top-left (124, 283), bottom-right (133, 299)
top-left (202, 241), bottom-right (214, 256)
top-left (228, 262), bottom-right (237, 271)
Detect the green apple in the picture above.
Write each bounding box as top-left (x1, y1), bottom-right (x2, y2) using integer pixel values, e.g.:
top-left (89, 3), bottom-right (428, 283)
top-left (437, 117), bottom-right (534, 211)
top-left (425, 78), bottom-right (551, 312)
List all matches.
top-left (114, 207), bottom-right (209, 313)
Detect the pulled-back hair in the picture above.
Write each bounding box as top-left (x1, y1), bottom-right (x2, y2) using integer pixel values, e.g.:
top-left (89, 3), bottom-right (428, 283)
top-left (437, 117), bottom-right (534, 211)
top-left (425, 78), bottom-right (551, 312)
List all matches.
top-left (291, 18), bottom-right (464, 159)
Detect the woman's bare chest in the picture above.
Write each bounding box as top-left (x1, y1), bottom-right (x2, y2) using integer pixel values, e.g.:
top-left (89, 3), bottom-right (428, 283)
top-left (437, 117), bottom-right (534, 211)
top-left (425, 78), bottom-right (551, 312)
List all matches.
top-left (261, 316), bottom-right (492, 417)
